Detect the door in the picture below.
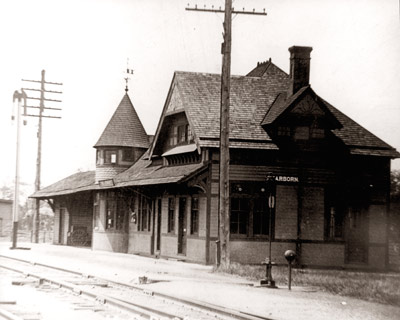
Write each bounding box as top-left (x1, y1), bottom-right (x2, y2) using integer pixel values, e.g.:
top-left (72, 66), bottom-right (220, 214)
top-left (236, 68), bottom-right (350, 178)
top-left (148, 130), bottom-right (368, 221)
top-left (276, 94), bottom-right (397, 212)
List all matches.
top-left (346, 207), bottom-right (367, 264)
top-left (59, 208), bottom-right (65, 244)
top-left (178, 197), bottom-right (187, 255)
top-left (156, 199), bottom-right (162, 251)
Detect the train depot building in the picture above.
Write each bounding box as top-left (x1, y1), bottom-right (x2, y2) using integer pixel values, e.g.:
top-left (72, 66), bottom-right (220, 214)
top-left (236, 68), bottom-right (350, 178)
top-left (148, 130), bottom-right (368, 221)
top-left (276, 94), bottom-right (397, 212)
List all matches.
top-left (31, 46), bottom-right (400, 270)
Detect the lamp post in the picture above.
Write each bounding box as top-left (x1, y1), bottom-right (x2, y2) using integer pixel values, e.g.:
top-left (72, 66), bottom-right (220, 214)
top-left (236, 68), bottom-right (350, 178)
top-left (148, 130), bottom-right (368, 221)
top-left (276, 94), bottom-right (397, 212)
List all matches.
top-left (261, 173), bottom-right (277, 288)
top-left (11, 89), bottom-right (27, 249)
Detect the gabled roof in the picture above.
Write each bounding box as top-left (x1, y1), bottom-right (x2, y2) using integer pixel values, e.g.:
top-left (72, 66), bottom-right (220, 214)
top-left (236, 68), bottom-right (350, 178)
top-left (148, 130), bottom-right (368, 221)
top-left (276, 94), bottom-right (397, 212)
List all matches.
top-left (149, 65), bottom-right (397, 158)
top-left (30, 171), bottom-right (97, 199)
top-left (94, 93), bottom-right (149, 148)
top-left (149, 65), bottom-right (290, 156)
top-left (261, 86), bottom-right (342, 130)
top-left (246, 59), bottom-right (288, 81)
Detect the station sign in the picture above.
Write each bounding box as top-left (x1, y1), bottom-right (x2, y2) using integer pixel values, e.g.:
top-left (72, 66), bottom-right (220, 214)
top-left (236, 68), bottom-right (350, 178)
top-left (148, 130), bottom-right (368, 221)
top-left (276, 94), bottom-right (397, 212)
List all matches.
top-left (274, 175), bottom-right (299, 183)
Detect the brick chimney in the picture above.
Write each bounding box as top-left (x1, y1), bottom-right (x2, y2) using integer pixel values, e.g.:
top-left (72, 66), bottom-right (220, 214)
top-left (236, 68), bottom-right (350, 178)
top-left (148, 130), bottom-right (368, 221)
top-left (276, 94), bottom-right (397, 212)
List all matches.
top-left (288, 46), bottom-right (313, 96)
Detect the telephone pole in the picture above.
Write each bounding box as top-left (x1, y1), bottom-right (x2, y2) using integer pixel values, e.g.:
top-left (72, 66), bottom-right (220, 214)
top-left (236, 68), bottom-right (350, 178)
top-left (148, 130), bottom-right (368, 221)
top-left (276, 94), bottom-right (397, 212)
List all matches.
top-left (22, 70), bottom-right (62, 243)
top-left (186, 1), bottom-right (266, 267)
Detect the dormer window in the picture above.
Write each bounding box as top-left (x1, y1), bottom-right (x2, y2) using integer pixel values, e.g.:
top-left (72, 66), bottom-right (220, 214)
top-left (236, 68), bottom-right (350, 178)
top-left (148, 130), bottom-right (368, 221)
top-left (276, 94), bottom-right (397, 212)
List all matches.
top-left (168, 123), bottom-right (193, 147)
top-left (311, 127), bottom-right (325, 139)
top-left (294, 126), bottom-right (310, 140)
top-left (178, 124), bottom-right (187, 143)
top-left (277, 126), bottom-right (291, 137)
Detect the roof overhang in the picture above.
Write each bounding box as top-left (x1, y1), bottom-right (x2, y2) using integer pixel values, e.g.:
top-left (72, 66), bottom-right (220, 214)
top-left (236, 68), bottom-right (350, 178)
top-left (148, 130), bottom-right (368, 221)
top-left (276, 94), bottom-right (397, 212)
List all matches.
top-left (162, 144), bottom-right (198, 156)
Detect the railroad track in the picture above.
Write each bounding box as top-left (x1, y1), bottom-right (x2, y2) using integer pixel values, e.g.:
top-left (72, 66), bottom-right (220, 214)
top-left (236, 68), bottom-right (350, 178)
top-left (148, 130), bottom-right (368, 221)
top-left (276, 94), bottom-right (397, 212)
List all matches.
top-left (0, 254), bottom-right (271, 320)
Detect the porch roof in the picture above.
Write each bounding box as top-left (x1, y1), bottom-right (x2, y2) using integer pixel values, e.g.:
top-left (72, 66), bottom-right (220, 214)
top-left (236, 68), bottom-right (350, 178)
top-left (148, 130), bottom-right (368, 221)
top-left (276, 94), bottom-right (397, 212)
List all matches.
top-left (30, 171), bottom-right (97, 199)
top-left (113, 159), bottom-right (206, 187)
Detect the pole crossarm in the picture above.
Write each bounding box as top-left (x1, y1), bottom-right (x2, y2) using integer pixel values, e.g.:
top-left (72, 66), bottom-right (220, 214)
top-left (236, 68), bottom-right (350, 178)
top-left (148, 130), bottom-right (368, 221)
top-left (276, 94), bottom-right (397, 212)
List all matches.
top-left (26, 105), bottom-right (62, 111)
top-left (22, 88), bottom-right (63, 94)
top-left (21, 79), bottom-right (63, 86)
top-left (22, 79), bottom-right (63, 86)
top-left (186, 6), bottom-right (267, 15)
top-left (26, 96), bottom-right (62, 103)
top-left (26, 114), bottom-right (62, 119)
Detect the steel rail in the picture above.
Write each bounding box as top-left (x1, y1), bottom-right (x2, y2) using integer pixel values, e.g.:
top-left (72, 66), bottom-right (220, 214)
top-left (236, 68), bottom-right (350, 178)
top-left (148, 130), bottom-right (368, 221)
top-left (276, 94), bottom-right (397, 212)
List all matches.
top-left (0, 307), bottom-right (25, 320)
top-left (0, 254), bottom-right (271, 320)
top-left (0, 262), bottom-right (182, 320)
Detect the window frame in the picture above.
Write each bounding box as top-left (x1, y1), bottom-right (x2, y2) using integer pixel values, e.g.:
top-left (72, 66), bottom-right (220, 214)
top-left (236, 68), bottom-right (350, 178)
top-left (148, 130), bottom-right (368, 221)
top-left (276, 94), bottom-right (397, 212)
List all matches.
top-left (105, 194), bottom-right (128, 232)
top-left (138, 195), bottom-right (151, 232)
top-left (230, 182), bottom-right (273, 239)
top-left (190, 196), bottom-right (199, 235)
top-left (324, 187), bottom-right (345, 241)
top-left (122, 148), bottom-right (135, 162)
top-left (104, 149), bottom-right (118, 164)
top-left (168, 197), bottom-right (175, 233)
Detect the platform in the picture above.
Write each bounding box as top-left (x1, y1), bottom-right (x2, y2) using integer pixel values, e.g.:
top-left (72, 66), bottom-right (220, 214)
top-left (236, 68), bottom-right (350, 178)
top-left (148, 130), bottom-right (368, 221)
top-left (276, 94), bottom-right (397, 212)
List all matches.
top-left (0, 242), bottom-right (398, 320)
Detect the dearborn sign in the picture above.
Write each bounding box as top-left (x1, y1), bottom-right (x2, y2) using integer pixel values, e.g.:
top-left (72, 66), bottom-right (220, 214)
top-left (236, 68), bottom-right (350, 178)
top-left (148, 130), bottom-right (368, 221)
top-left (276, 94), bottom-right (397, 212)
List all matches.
top-left (274, 176), bottom-right (299, 183)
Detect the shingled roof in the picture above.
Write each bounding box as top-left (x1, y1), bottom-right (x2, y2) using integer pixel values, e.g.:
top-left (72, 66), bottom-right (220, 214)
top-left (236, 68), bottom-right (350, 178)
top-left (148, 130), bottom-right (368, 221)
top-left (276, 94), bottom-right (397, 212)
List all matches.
top-left (113, 156), bottom-right (207, 187)
top-left (261, 86), bottom-right (343, 130)
top-left (94, 93), bottom-right (149, 148)
top-left (31, 171), bottom-right (97, 199)
top-left (149, 67), bottom-right (288, 154)
top-left (159, 65), bottom-right (397, 158)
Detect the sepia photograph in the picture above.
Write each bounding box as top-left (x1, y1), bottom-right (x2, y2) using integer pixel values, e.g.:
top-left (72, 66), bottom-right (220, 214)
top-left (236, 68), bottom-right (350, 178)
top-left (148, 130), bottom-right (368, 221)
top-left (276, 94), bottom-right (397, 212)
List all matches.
top-left (0, 0), bottom-right (399, 319)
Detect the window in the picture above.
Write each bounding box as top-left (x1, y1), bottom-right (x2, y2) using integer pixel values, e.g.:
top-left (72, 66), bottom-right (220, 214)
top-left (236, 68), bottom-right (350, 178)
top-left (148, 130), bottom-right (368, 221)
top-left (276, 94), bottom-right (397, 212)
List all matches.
top-left (325, 188), bottom-right (345, 240)
top-left (106, 199), bottom-right (116, 229)
top-left (230, 182), bottom-right (273, 238)
top-left (190, 197), bottom-right (199, 234)
top-left (168, 123), bottom-right (193, 147)
top-left (96, 150), bottom-right (102, 165)
top-left (168, 198), bottom-right (175, 233)
top-left (294, 126), bottom-right (310, 140)
top-left (105, 196), bottom-right (127, 231)
top-left (253, 198), bottom-right (269, 235)
top-left (311, 127), bottom-right (325, 139)
top-left (122, 148), bottom-right (135, 162)
top-left (168, 127), bottom-right (177, 146)
top-left (138, 195), bottom-right (151, 232)
top-left (104, 150), bottom-right (117, 164)
top-left (230, 198), bottom-right (249, 235)
top-left (277, 126), bottom-right (291, 137)
top-left (94, 193), bottom-right (100, 228)
top-left (178, 125), bottom-right (187, 143)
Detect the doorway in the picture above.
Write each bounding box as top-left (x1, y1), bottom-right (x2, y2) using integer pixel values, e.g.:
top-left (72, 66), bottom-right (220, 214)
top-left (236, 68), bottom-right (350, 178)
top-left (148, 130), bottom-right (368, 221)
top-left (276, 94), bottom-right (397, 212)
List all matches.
top-left (346, 207), bottom-right (367, 264)
top-left (178, 197), bottom-right (187, 255)
top-left (156, 198), bottom-right (161, 251)
top-left (59, 208), bottom-right (65, 244)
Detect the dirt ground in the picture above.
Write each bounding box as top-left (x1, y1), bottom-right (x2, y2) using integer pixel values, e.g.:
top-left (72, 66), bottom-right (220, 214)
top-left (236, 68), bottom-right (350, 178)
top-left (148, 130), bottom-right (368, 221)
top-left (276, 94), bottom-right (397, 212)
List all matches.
top-left (0, 241), bottom-right (399, 320)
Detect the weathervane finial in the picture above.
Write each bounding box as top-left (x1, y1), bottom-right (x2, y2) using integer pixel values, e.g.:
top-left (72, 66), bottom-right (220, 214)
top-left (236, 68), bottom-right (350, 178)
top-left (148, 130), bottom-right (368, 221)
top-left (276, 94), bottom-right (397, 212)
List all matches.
top-left (125, 58), bottom-right (134, 93)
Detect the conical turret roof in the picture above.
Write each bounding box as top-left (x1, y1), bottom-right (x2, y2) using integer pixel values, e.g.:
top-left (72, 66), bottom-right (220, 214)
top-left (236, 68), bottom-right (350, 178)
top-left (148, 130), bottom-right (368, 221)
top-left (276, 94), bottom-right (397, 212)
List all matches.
top-left (94, 93), bottom-right (149, 148)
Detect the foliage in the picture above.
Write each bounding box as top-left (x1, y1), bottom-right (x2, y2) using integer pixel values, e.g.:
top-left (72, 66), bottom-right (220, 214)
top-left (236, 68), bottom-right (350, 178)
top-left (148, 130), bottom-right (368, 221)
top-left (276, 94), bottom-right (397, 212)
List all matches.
top-left (391, 170), bottom-right (400, 200)
top-left (214, 263), bottom-right (400, 306)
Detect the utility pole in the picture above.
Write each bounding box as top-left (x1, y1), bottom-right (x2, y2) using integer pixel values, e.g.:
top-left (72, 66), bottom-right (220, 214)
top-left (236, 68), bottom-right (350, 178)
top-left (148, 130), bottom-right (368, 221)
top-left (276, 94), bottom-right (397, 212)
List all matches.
top-left (186, 2), bottom-right (266, 267)
top-left (22, 70), bottom-right (62, 243)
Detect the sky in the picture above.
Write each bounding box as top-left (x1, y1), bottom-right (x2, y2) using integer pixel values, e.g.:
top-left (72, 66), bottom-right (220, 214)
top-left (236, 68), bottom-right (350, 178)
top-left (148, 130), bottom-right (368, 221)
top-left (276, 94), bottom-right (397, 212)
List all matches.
top-left (0, 0), bottom-right (399, 198)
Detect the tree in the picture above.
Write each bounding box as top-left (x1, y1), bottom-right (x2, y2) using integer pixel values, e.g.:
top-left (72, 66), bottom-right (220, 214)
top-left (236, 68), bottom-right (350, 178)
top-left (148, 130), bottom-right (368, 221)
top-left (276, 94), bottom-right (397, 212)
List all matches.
top-left (391, 170), bottom-right (400, 200)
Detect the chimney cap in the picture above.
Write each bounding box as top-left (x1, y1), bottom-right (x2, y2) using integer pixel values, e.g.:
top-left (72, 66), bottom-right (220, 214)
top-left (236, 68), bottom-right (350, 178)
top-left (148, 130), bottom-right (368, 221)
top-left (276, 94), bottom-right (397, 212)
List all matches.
top-left (289, 46), bottom-right (313, 58)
